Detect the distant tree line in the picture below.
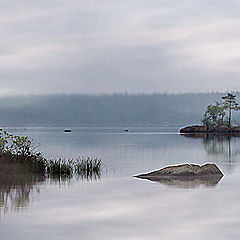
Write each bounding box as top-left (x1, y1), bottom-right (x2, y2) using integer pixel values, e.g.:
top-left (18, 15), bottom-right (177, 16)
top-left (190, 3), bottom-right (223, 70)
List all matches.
top-left (0, 92), bottom-right (240, 126)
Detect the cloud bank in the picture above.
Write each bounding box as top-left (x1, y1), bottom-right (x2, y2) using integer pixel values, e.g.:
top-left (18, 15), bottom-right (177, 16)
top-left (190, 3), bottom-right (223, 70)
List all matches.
top-left (0, 0), bottom-right (240, 95)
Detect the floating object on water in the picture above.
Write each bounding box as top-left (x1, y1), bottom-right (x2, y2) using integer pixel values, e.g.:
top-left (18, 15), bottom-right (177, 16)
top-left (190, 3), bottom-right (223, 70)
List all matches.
top-left (124, 129), bottom-right (128, 132)
top-left (64, 129), bottom-right (72, 133)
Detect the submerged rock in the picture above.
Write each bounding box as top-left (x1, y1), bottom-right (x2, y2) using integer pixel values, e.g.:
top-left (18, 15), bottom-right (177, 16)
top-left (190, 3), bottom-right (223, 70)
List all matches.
top-left (135, 163), bottom-right (224, 178)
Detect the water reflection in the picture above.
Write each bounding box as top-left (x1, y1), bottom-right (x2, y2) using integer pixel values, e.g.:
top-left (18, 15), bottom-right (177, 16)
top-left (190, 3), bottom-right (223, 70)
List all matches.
top-left (0, 173), bottom-right (44, 215)
top-left (76, 171), bottom-right (101, 181)
top-left (181, 133), bottom-right (240, 175)
top-left (135, 175), bottom-right (223, 189)
top-left (181, 133), bottom-right (240, 157)
top-left (49, 170), bottom-right (101, 185)
top-left (0, 169), bottom-right (102, 215)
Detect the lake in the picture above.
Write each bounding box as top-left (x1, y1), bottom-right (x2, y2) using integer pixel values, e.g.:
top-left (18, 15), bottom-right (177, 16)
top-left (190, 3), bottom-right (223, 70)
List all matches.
top-left (1, 127), bottom-right (240, 240)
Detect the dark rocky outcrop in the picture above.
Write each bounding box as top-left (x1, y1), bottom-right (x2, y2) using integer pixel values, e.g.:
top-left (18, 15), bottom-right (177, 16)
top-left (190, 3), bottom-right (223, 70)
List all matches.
top-left (135, 163), bottom-right (224, 179)
top-left (180, 125), bottom-right (240, 134)
top-left (180, 125), bottom-right (207, 133)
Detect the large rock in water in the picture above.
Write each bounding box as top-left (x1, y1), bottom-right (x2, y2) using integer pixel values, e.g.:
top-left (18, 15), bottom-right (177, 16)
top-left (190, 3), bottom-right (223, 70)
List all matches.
top-left (135, 163), bottom-right (224, 178)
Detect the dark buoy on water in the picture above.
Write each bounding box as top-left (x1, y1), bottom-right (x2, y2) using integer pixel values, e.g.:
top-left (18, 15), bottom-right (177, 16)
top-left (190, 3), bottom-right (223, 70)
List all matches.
top-left (64, 129), bottom-right (72, 133)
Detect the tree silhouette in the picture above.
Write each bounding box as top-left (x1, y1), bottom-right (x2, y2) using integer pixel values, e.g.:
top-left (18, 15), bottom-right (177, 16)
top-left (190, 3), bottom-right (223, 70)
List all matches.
top-left (222, 93), bottom-right (240, 127)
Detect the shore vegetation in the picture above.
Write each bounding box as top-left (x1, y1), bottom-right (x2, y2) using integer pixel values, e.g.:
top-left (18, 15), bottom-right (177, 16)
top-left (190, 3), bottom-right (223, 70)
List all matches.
top-left (0, 130), bottom-right (102, 179)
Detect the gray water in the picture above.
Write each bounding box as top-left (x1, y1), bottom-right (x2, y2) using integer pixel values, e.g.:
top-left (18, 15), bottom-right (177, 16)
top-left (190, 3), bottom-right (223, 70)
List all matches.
top-left (1, 127), bottom-right (240, 239)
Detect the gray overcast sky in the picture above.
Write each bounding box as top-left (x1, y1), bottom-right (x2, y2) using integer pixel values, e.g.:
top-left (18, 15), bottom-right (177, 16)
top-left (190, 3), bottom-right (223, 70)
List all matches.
top-left (1, 0), bottom-right (240, 95)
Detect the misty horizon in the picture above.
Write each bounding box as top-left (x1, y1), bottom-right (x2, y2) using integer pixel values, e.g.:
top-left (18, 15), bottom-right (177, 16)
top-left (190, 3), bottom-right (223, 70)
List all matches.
top-left (0, 91), bottom-right (239, 127)
top-left (0, 90), bottom-right (236, 97)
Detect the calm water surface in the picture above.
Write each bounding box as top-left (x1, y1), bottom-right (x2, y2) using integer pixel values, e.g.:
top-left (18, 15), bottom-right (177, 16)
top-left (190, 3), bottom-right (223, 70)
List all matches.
top-left (1, 127), bottom-right (240, 240)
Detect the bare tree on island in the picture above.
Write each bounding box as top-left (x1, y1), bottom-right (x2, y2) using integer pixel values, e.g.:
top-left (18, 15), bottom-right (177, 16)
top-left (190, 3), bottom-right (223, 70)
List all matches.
top-left (222, 93), bottom-right (240, 127)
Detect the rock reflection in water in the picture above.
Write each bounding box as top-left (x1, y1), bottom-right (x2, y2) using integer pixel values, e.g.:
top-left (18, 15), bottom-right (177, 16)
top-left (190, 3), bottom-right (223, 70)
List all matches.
top-left (135, 175), bottom-right (223, 188)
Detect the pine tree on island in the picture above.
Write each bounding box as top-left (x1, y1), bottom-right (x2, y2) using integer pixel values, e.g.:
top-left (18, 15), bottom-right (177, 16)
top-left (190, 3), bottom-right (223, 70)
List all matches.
top-left (180, 92), bottom-right (240, 133)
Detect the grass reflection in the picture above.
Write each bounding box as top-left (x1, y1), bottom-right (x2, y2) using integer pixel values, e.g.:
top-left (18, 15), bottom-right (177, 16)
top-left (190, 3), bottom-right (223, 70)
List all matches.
top-left (0, 159), bottom-right (102, 215)
top-left (0, 171), bottom-right (44, 214)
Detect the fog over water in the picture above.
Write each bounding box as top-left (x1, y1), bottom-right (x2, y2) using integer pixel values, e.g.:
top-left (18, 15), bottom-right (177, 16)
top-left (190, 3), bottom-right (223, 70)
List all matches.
top-left (0, 92), bottom-right (240, 127)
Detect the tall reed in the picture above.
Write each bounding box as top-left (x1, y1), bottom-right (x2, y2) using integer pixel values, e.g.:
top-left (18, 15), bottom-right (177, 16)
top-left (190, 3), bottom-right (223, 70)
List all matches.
top-left (75, 157), bottom-right (102, 180)
top-left (46, 157), bottom-right (102, 179)
top-left (46, 159), bottom-right (74, 177)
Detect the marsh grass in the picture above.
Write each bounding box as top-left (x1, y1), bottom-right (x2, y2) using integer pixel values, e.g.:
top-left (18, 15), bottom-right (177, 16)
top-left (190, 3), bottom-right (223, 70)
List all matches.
top-left (75, 157), bottom-right (102, 180)
top-left (1, 153), bottom-right (102, 179)
top-left (46, 157), bottom-right (102, 179)
top-left (75, 157), bottom-right (101, 174)
top-left (46, 159), bottom-right (74, 177)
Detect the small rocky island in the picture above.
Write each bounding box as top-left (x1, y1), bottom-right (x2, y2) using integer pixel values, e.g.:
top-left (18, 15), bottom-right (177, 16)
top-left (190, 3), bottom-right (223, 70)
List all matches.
top-left (180, 125), bottom-right (240, 134)
top-left (180, 93), bottom-right (240, 134)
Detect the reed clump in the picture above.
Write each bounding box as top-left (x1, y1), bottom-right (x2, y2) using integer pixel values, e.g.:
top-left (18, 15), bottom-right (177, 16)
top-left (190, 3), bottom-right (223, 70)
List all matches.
top-left (75, 157), bottom-right (102, 180)
top-left (75, 157), bottom-right (101, 174)
top-left (46, 159), bottom-right (74, 177)
top-left (46, 157), bottom-right (102, 179)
